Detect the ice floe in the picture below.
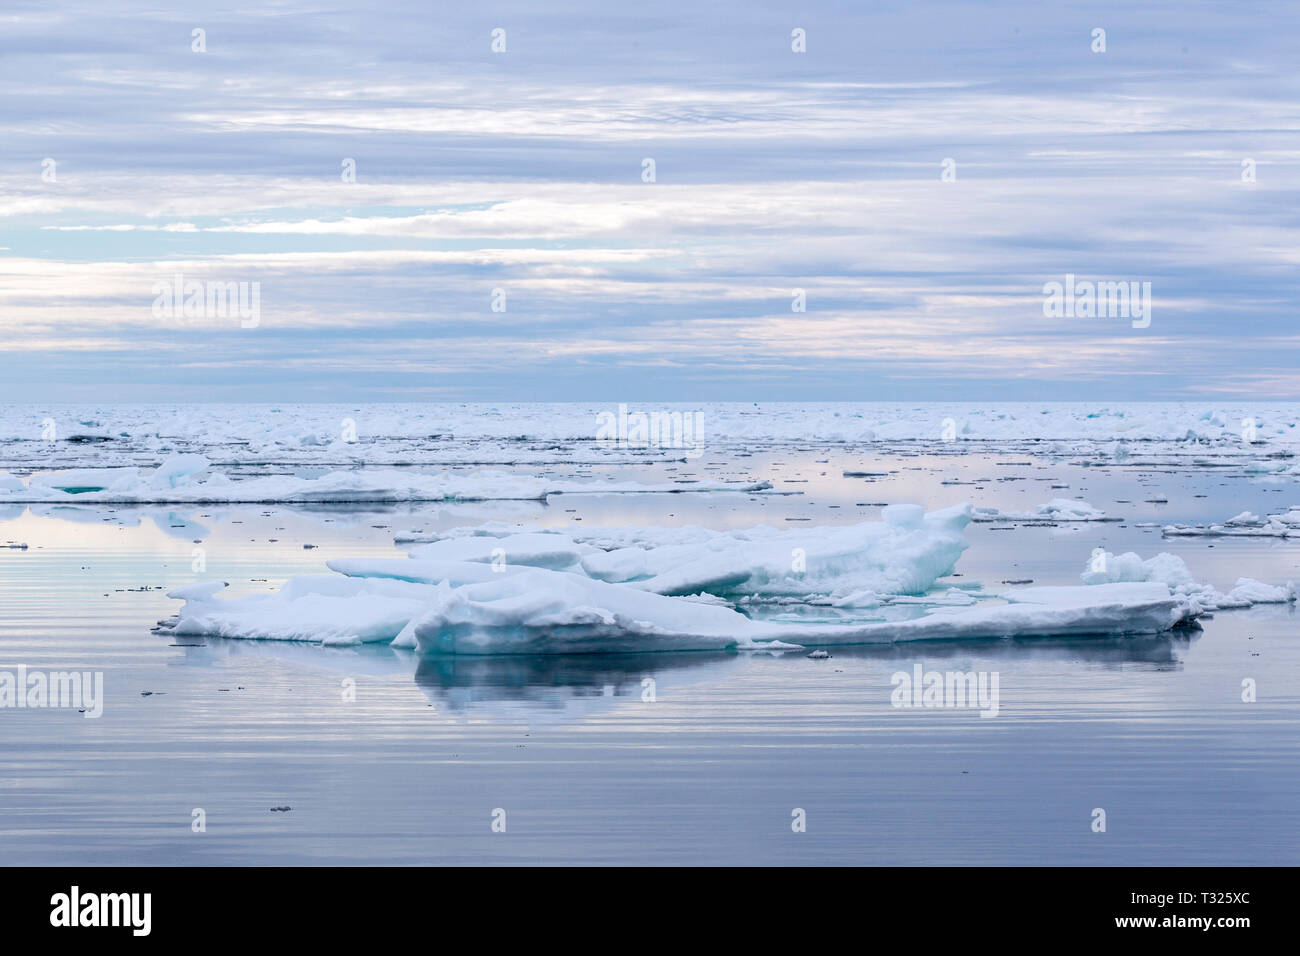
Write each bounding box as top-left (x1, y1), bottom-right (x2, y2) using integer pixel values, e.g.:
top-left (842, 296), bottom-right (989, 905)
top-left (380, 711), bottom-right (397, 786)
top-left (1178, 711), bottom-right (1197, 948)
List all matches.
top-left (389, 503), bottom-right (972, 601)
top-left (160, 505), bottom-right (1238, 655)
top-left (1081, 548), bottom-right (1296, 611)
top-left (167, 576), bottom-right (441, 646)
top-left (0, 455), bottom-right (775, 504)
top-left (971, 498), bottom-right (1117, 523)
top-left (162, 567), bottom-right (1200, 654)
top-left (1163, 507), bottom-right (1300, 538)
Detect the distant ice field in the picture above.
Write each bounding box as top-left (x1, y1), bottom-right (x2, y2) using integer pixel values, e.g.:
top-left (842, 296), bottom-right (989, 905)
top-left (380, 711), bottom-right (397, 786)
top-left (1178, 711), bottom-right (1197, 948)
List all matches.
top-left (2, 402), bottom-right (1298, 475)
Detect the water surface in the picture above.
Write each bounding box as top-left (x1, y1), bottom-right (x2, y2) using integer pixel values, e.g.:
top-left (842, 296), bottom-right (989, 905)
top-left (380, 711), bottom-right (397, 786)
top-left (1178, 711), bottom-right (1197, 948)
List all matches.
top-left (2, 447), bottom-right (1297, 864)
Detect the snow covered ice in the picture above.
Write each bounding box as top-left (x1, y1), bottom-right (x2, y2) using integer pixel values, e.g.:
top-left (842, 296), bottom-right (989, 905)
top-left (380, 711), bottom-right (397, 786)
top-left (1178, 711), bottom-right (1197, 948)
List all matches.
top-left (389, 503), bottom-right (973, 600)
top-left (1081, 548), bottom-right (1295, 611)
top-left (7, 402), bottom-right (1300, 453)
top-left (0, 454), bottom-right (775, 504)
top-left (972, 498), bottom-right (1118, 523)
top-left (1163, 506), bottom-right (1300, 538)
top-left (158, 504), bottom-right (1248, 655)
top-left (164, 560), bottom-right (1204, 655)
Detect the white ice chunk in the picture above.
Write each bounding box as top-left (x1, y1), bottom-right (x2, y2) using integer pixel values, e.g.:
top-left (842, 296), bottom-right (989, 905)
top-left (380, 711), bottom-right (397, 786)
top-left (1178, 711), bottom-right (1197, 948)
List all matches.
top-left (1081, 549), bottom-right (1295, 610)
top-left (172, 575), bottom-right (445, 645)
top-left (972, 498), bottom-right (1113, 522)
top-left (407, 532), bottom-right (598, 570)
top-left (169, 565), bottom-right (1198, 655)
top-left (144, 453), bottom-right (210, 489)
top-left (578, 504), bottom-right (973, 600)
top-left (1081, 550), bottom-right (1200, 590)
top-left (1225, 578), bottom-right (1295, 605)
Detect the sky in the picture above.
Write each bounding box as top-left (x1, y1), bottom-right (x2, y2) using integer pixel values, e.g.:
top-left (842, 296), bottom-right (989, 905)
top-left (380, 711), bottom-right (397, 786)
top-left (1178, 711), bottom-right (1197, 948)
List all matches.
top-left (2, 1), bottom-right (1298, 402)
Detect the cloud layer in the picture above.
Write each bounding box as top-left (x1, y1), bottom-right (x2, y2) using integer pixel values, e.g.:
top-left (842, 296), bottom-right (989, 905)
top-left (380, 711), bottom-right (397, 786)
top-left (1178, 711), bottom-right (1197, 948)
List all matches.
top-left (2, 1), bottom-right (1298, 400)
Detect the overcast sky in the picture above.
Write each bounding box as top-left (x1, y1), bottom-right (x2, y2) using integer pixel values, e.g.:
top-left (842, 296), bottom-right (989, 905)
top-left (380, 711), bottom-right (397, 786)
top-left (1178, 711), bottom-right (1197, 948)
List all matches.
top-left (2, 1), bottom-right (1297, 402)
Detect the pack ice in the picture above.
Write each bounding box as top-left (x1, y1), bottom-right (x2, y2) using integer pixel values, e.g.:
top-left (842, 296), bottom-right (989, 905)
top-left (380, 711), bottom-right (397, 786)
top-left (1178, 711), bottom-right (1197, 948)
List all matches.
top-left (9, 401), bottom-right (1300, 449)
top-left (161, 504), bottom-right (1227, 655)
top-left (971, 499), bottom-right (1117, 523)
top-left (0, 454), bottom-right (774, 504)
top-left (1163, 506), bottom-right (1300, 539)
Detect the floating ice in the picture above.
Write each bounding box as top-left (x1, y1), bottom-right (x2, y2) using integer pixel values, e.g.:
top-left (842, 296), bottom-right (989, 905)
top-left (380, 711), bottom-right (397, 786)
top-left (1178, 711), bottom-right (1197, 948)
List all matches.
top-left (1163, 506), bottom-right (1300, 538)
top-left (1081, 550), bottom-right (1200, 590)
top-left (6, 402), bottom-right (1300, 469)
top-left (163, 507), bottom-right (1209, 655)
top-left (1081, 549), bottom-right (1296, 611)
top-left (1218, 578), bottom-right (1295, 607)
top-left (387, 570), bottom-right (783, 655)
top-left (0, 460), bottom-right (775, 504)
top-left (972, 498), bottom-right (1115, 522)
top-left (168, 576), bottom-right (443, 646)
top-left (406, 532), bottom-right (600, 570)
top-left (394, 504), bottom-right (973, 601)
top-left (165, 566), bottom-right (1198, 655)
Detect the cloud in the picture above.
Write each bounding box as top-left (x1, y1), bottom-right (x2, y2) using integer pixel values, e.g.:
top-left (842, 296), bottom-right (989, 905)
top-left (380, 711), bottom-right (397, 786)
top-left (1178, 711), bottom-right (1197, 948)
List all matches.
top-left (2, 0), bottom-right (1299, 398)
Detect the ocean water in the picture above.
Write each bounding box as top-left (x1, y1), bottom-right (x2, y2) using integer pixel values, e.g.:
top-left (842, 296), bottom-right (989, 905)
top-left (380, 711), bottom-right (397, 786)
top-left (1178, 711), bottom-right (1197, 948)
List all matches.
top-left (1, 429), bottom-right (1298, 864)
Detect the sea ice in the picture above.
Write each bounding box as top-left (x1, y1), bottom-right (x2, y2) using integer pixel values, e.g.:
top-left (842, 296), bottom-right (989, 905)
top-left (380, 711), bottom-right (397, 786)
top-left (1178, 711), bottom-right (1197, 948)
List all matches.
top-left (395, 504), bottom-right (973, 601)
top-left (163, 507), bottom-right (1214, 655)
top-left (165, 565), bottom-right (1199, 655)
top-left (972, 498), bottom-right (1115, 522)
top-left (7, 401), bottom-right (1300, 449)
top-left (1081, 549), bottom-right (1296, 611)
top-left (0, 459), bottom-right (775, 504)
top-left (1163, 506), bottom-right (1300, 538)
top-left (168, 576), bottom-right (444, 646)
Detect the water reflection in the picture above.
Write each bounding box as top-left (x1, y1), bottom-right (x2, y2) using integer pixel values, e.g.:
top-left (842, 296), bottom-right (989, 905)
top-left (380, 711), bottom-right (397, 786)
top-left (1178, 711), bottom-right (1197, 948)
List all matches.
top-left (161, 628), bottom-right (1197, 721)
top-left (413, 649), bottom-right (738, 712)
top-left (819, 631), bottom-right (1198, 669)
